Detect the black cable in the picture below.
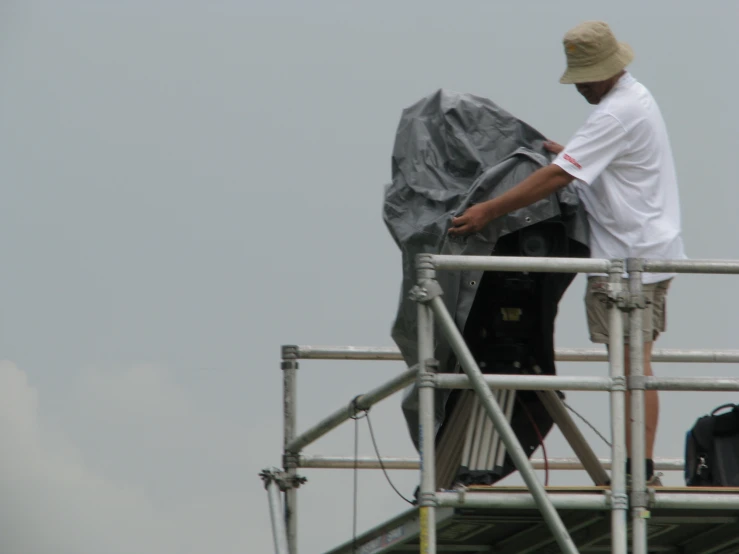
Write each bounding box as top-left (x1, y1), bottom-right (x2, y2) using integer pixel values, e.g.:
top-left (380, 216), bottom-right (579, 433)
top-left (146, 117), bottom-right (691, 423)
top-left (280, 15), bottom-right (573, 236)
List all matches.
top-left (352, 414), bottom-right (360, 553)
top-left (365, 412), bottom-right (416, 505)
top-left (562, 399), bottom-right (612, 447)
top-left (348, 396), bottom-right (414, 509)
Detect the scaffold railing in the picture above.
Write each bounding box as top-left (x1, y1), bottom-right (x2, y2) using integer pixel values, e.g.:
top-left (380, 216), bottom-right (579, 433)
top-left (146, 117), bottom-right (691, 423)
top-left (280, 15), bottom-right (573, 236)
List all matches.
top-left (263, 255), bottom-right (739, 554)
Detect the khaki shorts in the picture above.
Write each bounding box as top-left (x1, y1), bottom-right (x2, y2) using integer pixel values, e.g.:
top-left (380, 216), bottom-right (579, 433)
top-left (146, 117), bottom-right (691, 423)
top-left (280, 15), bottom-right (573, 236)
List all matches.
top-left (585, 276), bottom-right (672, 344)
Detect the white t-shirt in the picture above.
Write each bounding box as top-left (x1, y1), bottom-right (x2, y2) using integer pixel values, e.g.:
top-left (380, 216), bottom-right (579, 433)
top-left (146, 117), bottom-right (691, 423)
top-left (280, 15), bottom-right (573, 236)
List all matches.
top-left (553, 72), bottom-right (686, 284)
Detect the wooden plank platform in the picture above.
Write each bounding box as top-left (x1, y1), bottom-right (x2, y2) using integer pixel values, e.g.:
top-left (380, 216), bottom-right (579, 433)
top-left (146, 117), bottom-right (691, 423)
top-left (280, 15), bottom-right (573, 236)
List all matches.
top-left (323, 488), bottom-right (739, 554)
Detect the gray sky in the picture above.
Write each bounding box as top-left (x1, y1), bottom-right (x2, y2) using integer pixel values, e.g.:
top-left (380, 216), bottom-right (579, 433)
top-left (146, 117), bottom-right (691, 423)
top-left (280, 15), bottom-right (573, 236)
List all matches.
top-left (0, 1), bottom-right (737, 553)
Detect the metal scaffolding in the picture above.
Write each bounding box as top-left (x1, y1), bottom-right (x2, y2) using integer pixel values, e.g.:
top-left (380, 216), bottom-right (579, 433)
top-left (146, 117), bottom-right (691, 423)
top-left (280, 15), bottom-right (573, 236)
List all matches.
top-left (263, 255), bottom-right (739, 554)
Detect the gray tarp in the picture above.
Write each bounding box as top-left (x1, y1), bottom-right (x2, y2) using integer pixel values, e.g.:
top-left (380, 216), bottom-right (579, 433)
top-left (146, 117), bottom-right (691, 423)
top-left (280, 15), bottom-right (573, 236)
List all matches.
top-left (382, 89), bottom-right (590, 450)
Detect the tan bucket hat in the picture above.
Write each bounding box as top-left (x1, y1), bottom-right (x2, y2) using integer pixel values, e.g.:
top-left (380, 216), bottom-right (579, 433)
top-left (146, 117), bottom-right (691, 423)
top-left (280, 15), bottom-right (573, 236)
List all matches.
top-left (559, 21), bottom-right (634, 84)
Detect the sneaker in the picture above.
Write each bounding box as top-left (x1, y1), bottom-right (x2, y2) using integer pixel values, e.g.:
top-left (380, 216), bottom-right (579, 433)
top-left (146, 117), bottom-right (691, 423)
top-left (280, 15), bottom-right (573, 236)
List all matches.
top-left (626, 472), bottom-right (663, 488)
top-left (647, 473), bottom-right (664, 487)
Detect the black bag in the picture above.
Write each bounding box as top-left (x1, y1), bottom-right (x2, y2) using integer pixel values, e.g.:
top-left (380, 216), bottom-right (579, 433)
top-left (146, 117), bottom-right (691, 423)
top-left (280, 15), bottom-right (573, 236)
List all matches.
top-left (685, 403), bottom-right (739, 486)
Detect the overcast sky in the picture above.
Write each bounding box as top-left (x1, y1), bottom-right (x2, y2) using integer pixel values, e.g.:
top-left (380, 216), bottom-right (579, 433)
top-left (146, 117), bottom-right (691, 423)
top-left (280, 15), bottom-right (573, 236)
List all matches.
top-left (1, 1), bottom-right (738, 553)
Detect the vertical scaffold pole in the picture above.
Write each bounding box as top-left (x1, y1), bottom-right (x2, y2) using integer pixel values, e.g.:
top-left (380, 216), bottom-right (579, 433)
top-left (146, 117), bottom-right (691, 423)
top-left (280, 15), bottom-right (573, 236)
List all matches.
top-left (282, 346), bottom-right (299, 554)
top-left (608, 260), bottom-right (628, 554)
top-left (627, 259), bottom-right (648, 554)
top-left (415, 254), bottom-right (438, 554)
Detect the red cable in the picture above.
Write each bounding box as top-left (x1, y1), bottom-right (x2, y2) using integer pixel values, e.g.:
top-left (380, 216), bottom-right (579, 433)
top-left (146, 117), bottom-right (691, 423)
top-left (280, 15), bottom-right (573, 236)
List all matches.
top-left (518, 397), bottom-right (549, 487)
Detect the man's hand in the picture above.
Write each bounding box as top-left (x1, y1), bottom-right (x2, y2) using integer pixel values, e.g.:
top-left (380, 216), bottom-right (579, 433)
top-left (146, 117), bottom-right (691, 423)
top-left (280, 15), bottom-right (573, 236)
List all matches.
top-left (448, 202), bottom-right (493, 237)
top-left (543, 140), bottom-right (564, 155)
top-left (447, 164), bottom-right (574, 238)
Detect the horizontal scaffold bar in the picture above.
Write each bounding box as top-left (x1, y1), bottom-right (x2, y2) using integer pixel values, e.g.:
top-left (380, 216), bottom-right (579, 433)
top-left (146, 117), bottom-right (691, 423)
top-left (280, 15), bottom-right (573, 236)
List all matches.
top-left (435, 491), bottom-right (739, 510)
top-left (642, 259), bottom-right (739, 274)
top-left (653, 493), bottom-right (739, 509)
top-left (557, 348), bottom-right (739, 364)
top-left (647, 377), bottom-right (739, 391)
top-left (297, 455), bottom-right (685, 471)
top-left (289, 345), bottom-right (739, 364)
top-left (426, 254), bottom-right (611, 274)
top-left (436, 374), bottom-right (739, 392)
top-left (291, 345), bottom-right (402, 360)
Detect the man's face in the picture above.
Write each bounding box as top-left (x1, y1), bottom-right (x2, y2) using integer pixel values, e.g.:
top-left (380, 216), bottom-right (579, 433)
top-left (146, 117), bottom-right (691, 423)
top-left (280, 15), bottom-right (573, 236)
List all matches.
top-left (575, 80), bottom-right (613, 105)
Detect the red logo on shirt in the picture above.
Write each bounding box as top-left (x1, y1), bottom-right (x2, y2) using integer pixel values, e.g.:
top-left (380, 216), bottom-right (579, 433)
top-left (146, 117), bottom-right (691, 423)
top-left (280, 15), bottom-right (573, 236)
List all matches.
top-left (563, 153), bottom-right (582, 170)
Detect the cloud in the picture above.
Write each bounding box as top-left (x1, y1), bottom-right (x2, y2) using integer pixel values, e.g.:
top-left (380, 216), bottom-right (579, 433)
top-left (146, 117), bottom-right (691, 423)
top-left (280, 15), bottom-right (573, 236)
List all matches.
top-left (0, 360), bottom-right (255, 554)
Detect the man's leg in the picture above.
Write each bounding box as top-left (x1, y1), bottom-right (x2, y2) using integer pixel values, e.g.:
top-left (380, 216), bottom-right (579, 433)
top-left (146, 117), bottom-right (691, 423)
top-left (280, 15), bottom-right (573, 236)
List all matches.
top-left (624, 341), bottom-right (658, 460)
top-left (586, 277), bottom-right (670, 480)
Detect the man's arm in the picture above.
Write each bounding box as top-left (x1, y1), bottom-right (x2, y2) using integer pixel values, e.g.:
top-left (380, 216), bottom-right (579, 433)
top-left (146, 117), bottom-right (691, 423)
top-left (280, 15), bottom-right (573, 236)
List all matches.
top-left (448, 163), bottom-right (574, 236)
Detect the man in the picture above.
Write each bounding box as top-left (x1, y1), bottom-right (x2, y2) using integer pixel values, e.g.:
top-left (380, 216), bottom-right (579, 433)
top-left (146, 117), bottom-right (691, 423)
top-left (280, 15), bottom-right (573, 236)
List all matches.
top-left (448, 20), bottom-right (686, 485)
